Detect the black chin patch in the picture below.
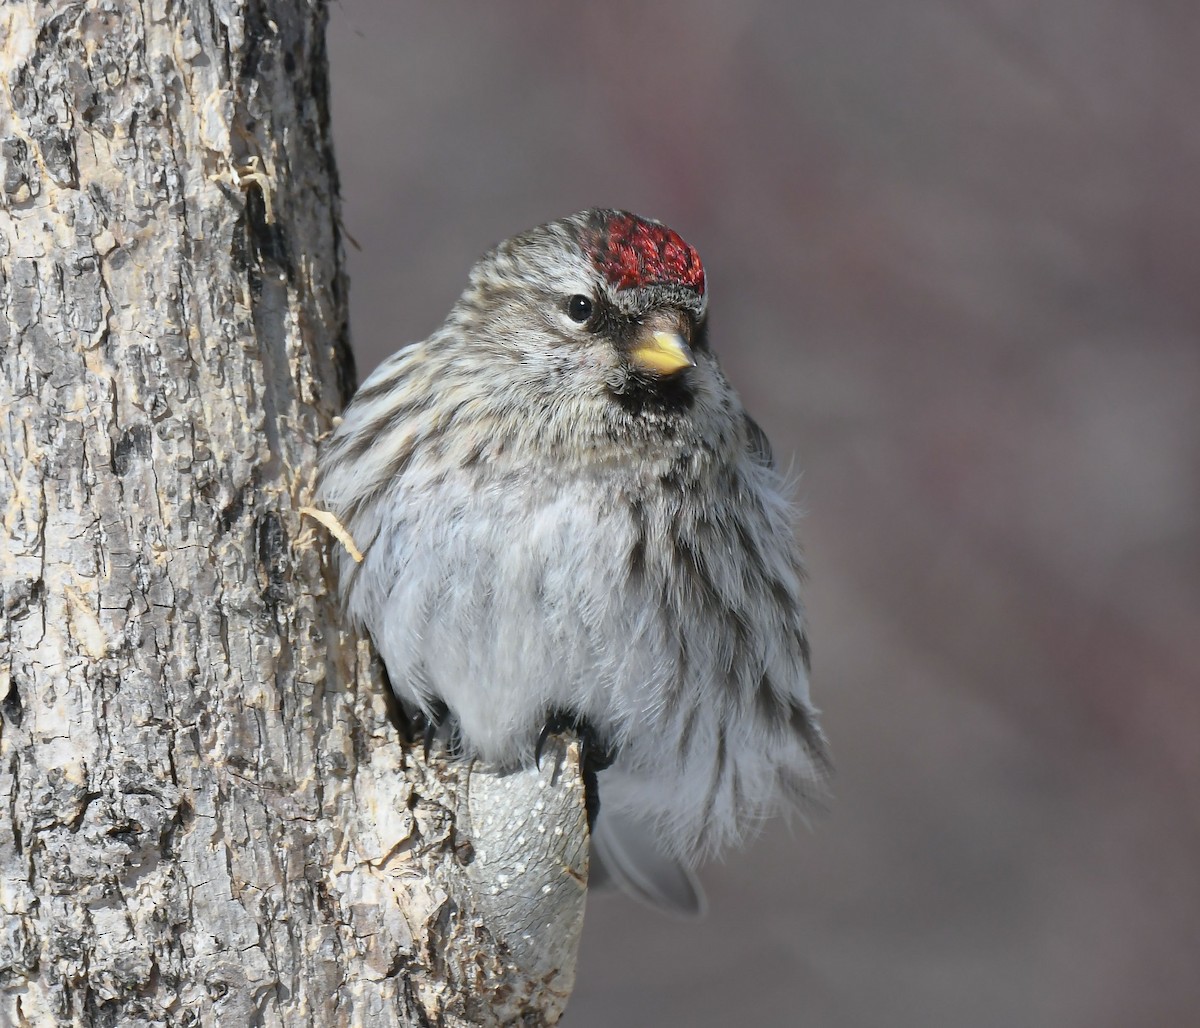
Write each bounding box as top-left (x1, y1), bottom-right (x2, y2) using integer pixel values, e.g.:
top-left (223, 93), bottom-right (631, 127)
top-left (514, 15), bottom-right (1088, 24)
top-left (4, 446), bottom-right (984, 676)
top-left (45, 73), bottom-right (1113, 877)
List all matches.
top-left (607, 370), bottom-right (696, 418)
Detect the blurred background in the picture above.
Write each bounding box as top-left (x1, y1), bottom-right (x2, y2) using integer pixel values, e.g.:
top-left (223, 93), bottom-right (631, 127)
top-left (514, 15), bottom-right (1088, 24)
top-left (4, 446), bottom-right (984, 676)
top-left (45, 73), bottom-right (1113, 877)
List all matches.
top-left (327, 3), bottom-right (1200, 1025)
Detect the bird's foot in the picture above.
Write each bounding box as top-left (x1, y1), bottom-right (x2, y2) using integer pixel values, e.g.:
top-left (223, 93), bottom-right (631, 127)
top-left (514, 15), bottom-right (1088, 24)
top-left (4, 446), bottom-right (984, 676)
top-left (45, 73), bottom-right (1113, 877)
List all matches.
top-left (536, 710), bottom-right (613, 830)
top-left (535, 710), bottom-right (614, 772)
top-left (404, 701), bottom-right (462, 761)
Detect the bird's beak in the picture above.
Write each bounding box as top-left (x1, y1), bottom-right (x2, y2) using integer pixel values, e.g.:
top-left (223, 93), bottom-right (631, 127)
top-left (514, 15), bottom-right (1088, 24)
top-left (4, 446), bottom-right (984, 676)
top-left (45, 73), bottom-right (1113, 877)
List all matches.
top-left (628, 329), bottom-right (697, 377)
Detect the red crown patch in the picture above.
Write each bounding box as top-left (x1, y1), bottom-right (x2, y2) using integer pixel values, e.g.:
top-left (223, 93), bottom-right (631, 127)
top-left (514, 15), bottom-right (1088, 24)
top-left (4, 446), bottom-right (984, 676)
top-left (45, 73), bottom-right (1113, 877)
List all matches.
top-left (590, 212), bottom-right (706, 295)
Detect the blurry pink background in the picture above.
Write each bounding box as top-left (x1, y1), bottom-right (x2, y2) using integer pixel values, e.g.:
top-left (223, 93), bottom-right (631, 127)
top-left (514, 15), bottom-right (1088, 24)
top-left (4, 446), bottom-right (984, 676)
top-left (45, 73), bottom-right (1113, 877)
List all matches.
top-left (327, 3), bottom-right (1200, 1024)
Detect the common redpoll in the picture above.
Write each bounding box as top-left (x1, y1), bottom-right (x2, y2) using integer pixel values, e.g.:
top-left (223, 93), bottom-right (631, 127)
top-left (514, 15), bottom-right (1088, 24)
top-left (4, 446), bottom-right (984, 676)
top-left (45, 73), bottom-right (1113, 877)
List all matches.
top-left (317, 210), bottom-right (828, 913)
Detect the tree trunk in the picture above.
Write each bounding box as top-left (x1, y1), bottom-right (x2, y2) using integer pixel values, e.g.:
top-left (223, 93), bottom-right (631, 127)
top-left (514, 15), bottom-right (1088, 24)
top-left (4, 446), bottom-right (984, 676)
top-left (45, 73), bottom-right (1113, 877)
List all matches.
top-left (0, 3), bottom-right (587, 1025)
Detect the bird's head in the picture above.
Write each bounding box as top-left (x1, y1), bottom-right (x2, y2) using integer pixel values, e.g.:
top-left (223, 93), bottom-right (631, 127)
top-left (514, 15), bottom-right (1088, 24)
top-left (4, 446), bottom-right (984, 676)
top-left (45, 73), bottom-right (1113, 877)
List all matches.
top-left (450, 209), bottom-right (717, 421)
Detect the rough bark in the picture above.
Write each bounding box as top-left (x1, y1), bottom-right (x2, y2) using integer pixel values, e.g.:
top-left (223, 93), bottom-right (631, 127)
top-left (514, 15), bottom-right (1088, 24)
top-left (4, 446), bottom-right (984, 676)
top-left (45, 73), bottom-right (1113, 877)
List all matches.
top-left (0, 2), bottom-right (588, 1025)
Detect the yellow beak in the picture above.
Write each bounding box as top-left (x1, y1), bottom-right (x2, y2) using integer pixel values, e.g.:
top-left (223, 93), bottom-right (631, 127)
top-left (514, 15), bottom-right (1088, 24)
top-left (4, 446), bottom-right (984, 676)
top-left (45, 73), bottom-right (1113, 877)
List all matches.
top-left (628, 329), bottom-right (697, 377)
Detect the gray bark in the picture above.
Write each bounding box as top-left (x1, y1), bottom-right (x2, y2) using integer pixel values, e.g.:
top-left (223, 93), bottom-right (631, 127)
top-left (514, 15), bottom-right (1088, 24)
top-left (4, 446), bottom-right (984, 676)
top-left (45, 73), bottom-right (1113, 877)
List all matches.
top-left (0, 2), bottom-right (588, 1025)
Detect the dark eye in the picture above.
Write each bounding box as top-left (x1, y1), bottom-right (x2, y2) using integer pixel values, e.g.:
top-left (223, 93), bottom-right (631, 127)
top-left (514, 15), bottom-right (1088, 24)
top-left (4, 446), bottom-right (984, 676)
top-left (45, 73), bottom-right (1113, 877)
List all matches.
top-left (567, 294), bottom-right (594, 323)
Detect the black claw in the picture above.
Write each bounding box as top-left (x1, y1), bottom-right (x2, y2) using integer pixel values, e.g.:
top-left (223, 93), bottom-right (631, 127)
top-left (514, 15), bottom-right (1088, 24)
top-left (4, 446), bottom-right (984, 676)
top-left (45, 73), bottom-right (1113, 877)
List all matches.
top-left (535, 711), bottom-right (574, 770)
top-left (579, 728), bottom-right (615, 775)
top-left (535, 710), bottom-right (614, 830)
top-left (407, 700), bottom-right (450, 761)
top-left (536, 709), bottom-right (615, 771)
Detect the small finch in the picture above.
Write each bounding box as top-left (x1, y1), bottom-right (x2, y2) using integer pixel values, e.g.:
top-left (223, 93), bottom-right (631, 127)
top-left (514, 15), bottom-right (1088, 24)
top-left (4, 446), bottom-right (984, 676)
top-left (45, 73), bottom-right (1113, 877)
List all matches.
top-left (317, 210), bottom-right (828, 914)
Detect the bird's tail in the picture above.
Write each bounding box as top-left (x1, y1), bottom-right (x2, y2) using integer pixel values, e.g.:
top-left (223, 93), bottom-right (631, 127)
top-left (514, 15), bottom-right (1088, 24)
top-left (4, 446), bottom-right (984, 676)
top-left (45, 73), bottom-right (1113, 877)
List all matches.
top-left (589, 808), bottom-right (706, 917)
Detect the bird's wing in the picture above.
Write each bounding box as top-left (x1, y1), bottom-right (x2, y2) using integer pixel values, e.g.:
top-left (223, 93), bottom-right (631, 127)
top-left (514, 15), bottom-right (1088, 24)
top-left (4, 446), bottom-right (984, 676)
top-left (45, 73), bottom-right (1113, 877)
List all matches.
top-left (743, 412), bottom-right (775, 468)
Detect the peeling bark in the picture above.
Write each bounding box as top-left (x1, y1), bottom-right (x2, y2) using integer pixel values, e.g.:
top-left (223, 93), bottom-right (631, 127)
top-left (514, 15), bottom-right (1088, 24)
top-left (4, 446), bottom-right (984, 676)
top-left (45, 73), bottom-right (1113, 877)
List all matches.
top-left (0, 2), bottom-right (588, 1025)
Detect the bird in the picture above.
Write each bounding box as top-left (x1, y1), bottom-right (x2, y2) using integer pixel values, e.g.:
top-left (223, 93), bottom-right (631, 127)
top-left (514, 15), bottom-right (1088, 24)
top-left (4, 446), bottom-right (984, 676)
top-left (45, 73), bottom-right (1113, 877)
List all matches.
top-left (316, 209), bottom-right (828, 914)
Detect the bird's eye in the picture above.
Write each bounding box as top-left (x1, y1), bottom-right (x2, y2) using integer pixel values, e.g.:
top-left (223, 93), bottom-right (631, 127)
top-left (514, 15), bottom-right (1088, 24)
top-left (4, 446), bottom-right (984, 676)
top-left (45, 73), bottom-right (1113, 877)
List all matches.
top-left (567, 294), bottom-right (594, 323)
